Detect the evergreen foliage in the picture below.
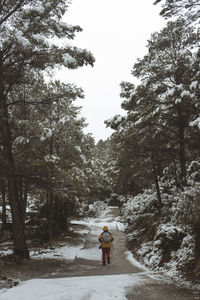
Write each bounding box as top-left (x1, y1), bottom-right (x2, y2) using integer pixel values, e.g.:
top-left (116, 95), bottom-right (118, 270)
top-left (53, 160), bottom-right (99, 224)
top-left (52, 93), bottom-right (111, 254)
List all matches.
top-left (106, 19), bottom-right (200, 207)
top-left (154, 0), bottom-right (200, 24)
top-left (0, 0), bottom-right (95, 259)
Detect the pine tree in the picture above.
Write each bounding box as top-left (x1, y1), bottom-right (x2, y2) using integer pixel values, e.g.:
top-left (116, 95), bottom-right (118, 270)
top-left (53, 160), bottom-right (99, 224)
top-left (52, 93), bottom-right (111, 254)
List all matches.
top-left (132, 19), bottom-right (200, 186)
top-left (0, 0), bottom-right (94, 260)
top-left (154, 0), bottom-right (200, 24)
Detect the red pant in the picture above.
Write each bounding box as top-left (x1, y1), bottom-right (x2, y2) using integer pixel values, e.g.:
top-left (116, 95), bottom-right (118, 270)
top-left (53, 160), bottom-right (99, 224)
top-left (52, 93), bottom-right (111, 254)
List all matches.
top-left (102, 247), bottom-right (110, 264)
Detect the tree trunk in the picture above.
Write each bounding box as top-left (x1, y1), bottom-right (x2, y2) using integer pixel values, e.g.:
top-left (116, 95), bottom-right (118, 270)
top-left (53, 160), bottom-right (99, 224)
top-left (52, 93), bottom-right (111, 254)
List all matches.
top-left (48, 136), bottom-right (54, 241)
top-left (1, 179), bottom-right (7, 229)
top-left (172, 162), bottom-right (179, 192)
top-left (177, 106), bottom-right (187, 186)
top-left (18, 177), bottom-right (28, 226)
top-left (47, 190), bottom-right (53, 242)
top-left (152, 164), bottom-right (162, 210)
top-left (149, 125), bottom-right (162, 209)
top-left (23, 178), bottom-right (28, 223)
top-left (0, 57), bottom-right (29, 260)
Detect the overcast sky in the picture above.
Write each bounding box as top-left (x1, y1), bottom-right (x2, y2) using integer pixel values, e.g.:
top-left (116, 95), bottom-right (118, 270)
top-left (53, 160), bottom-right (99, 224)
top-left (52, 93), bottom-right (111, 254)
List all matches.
top-left (56, 0), bottom-right (165, 142)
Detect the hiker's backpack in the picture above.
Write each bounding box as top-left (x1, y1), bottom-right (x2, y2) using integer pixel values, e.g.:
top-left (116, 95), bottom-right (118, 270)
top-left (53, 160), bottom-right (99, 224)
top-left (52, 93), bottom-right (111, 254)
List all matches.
top-left (102, 231), bottom-right (111, 243)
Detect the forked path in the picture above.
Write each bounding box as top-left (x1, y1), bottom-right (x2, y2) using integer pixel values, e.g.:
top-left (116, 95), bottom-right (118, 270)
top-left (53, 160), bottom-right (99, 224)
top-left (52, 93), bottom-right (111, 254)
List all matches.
top-left (50, 207), bottom-right (200, 299)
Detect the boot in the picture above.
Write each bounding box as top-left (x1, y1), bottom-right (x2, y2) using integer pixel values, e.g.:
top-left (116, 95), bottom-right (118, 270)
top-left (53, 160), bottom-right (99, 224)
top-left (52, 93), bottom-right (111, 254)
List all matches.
top-left (107, 258), bottom-right (110, 264)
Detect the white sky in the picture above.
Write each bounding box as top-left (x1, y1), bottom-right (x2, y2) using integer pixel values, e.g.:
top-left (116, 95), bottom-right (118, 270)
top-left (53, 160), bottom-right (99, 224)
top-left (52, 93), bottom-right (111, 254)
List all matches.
top-left (56, 0), bottom-right (165, 142)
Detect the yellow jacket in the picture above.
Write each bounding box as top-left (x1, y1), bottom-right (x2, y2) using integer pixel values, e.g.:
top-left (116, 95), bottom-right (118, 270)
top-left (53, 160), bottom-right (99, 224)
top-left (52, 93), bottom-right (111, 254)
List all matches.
top-left (98, 231), bottom-right (114, 248)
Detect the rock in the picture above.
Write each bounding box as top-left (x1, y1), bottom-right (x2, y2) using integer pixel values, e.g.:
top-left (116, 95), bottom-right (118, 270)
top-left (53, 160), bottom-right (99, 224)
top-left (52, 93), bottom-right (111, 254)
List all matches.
top-left (1, 276), bottom-right (7, 280)
top-left (0, 277), bottom-right (20, 289)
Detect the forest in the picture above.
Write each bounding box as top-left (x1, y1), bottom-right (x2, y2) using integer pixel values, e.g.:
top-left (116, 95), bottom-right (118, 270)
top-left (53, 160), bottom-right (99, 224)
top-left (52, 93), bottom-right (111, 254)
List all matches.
top-left (0, 0), bottom-right (200, 288)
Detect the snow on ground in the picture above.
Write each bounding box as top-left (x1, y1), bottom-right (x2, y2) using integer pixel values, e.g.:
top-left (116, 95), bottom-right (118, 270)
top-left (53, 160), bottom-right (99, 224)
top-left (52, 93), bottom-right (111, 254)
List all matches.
top-left (68, 206), bottom-right (119, 261)
top-left (71, 209), bottom-right (118, 232)
top-left (116, 220), bottom-right (127, 232)
top-left (0, 240), bottom-right (85, 262)
top-left (0, 249), bottom-right (13, 256)
top-left (0, 206), bottom-right (149, 299)
top-left (0, 207), bottom-right (116, 262)
top-left (0, 205), bottom-right (143, 266)
top-left (125, 250), bottom-right (149, 272)
top-left (28, 206), bottom-right (117, 262)
top-left (0, 274), bottom-right (148, 300)
top-left (30, 244), bottom-right (84, 261)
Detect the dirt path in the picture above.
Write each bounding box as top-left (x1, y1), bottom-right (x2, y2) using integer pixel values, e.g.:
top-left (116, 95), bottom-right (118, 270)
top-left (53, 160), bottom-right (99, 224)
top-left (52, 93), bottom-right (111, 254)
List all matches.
top-left (45, 207), bottom-right (200, 299)
top-left (1, 207), bottom-right (200, 299)
top-left (47, 207), bottom-right (143, 278)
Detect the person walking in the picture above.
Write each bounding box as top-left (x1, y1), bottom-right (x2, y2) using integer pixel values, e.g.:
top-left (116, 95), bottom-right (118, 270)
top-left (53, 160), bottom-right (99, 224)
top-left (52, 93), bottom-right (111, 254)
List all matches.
top-left (98, 226), bottom-right (114, 265)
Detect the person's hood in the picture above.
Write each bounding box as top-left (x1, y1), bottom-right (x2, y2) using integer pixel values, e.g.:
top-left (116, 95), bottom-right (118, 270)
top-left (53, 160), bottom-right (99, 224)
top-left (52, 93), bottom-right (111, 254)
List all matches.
top-left (103, 225), bottom-right (108, 231)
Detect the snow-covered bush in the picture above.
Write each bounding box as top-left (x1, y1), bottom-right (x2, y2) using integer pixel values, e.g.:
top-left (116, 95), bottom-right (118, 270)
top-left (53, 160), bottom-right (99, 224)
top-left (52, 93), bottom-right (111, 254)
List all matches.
top-left (134, 226), bottom-right (195, 277)
top-left (187, 160), bottom-right (200, 184)
top-left (136, 241), bottom-right (163, 269)
top-left (174, 187), bottom-right (200, 227)
top-left (120, 189), bottom-right (158, 225)
top-left (84, 201), bottom-right (107, 218)
top-left (159, 164), bottom-right (181, 194)
top-left (108, 193), bottom-right (126, 207)
top-left (120, 182), bottom-right (200, 282)
top-left (153, 224), bottom-right (185, 252)
top-left (173, 186), bottom-right (200, 255)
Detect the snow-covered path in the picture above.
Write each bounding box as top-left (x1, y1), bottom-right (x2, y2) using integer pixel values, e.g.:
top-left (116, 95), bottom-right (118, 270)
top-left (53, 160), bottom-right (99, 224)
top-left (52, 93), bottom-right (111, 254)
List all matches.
top-left (0, 206), bottom-right (151, 299)
top-left (0, 206), bottom-right (199, 299)
top-left (45, 206), bottom-right (150, 279)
